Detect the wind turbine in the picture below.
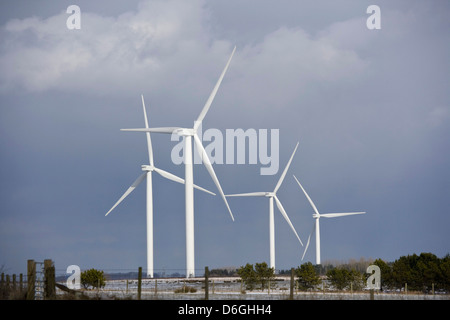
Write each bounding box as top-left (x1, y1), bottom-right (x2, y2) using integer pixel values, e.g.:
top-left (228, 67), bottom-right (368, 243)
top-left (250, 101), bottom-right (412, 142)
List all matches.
top-left (293, 175), bottom-right (365, 265)
top-left (121, 47), bottom-right (236, 278)
top-left (105, 95), bottom-right (215, 278)
top-left (225, 142), bottom-right (303, 270)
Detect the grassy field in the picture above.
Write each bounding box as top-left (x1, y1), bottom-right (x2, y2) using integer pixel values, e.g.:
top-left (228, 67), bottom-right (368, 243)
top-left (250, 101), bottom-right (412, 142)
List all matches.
top-left (61, 276), bottom-right (450, 300)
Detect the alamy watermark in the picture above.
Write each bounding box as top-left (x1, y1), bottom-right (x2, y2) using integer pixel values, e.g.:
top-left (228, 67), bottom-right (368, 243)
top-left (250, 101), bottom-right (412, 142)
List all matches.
top-left (170, 123), bottom-right (280, 175)
top-left (366, 5), bottom-right (381, 30)
top-left (66, 5), bottom-right (81, 30)
top-left (66, 265), bottom-right (81, 289)
top-left (65, 4), bottom-right (381, 31)
top-left (366, 265), bottom-right (381, 290)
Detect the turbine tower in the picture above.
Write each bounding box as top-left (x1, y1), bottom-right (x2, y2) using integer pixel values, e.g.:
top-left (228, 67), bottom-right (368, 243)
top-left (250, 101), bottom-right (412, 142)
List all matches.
top-left (105, 95), bottom-right (215, 278)
top-left (226, 142), bottom-right (303, 270)
top-left (293, 175), bottom-right (365, 265)
top-left (121, 47), bottom-right (237, 278)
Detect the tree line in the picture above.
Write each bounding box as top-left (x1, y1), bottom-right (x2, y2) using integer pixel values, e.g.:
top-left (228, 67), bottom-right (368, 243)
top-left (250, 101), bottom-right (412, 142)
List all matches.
top-left (62, 251), bottom-right (450, 293)
top-left (297, 252), bottom-right (450, 293)
top-left (374, 252), bottom-right (450, 292)
top-left (235, 252), bottom-right (449, 293)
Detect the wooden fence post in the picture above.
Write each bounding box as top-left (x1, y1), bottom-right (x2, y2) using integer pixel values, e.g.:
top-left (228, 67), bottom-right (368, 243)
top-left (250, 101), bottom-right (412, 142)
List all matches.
top-left (27, 260), bottom-right (36, 300)
top-left (44, 259), bottom-right (56, 299)
top-left (12, 274), bottom-right (16, 291)
top-left (289, 268), bottom-right (294, 300)
top-left (0, 273), bottom-right (4, 298)
top-left (204, 266), bottom-right (209, 300)
top-left (20, 274), bottom-right (23, 293)
top-left (137, 267), bottom-right (142, 300)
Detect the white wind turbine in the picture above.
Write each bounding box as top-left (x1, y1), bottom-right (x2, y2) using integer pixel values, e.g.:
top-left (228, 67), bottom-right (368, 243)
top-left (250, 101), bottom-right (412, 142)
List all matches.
top-left (121, 47), bottom-right (237, 278)
top-left (105, 95), bottom-right (215, 278)
top-left (225, 142), bottom-right (303, 270)
top-left (293, 175), bottom-right (365, 265)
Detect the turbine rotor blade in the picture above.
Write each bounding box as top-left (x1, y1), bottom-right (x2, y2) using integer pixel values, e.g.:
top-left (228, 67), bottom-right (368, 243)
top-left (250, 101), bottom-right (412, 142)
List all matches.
top-left (293, 175), bottom-right (320, 216)
top-left (225, 192), bottom-right (267, 197)
top-left (320, 212), bottom-right (366, 218)
top-left (141, 94), bottom-right (154, 166)
top-left (274, 195), bottom-right (303, 246)
top-left (302, 223), bottom-right (316, 260)
top-left (105, 173), bottom-right (146, 216)
top-left (192, 184), bottom-right (216, 196)
top-left (154, 167), bottom-right (216, 196)
top-left (194, 46), bottom-right (236, 131)
top-left (274, 142), bottom-right (299, 193)
top-left (193, 133), bottom-right (235, 221)
top-left (121, 127), bottom-right (181, 134)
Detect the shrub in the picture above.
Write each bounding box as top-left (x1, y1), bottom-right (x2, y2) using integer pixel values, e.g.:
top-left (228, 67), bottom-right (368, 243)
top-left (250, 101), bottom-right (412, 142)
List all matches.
top-left (237, 262), bottom-right (275, 291)
top-left (174, 286), bottom-right (197, 293)
top-left (296, 262), bottom-right (321, 290)
top-left (80, 269), bottom-right (106, 290)
top-left (326, 267), bottom-right (362, 291)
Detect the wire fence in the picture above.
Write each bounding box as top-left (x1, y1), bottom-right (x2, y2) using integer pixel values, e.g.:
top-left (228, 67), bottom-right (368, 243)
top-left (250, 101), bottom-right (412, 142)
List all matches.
top-left (61, 268), bottom-right (450, 300)
top-left (60, 275), bottom-right (450, 300)
top-left (99, 275), bottom-right (290, 298)
top-left (2, 266), bottom-right (450, 300)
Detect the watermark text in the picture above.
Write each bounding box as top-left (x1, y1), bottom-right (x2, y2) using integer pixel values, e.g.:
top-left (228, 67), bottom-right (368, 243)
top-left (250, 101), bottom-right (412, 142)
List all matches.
top-left (171, 125), bottom-right (280, 175)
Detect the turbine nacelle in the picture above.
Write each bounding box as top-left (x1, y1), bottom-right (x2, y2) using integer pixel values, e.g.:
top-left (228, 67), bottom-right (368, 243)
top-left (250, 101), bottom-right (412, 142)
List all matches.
top-left (174, 128), bottom-right (195, 136)
top-left (265, 192), bottom-right (275, 198)
top-left (141, 165), bottom-right (155, 172)
top-left (173, 122), bottom-right (203, 136)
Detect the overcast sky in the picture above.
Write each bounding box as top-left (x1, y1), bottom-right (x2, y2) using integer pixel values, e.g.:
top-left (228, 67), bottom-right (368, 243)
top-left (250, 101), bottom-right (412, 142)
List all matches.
top-left (0, 0), bottom-right (449, 276)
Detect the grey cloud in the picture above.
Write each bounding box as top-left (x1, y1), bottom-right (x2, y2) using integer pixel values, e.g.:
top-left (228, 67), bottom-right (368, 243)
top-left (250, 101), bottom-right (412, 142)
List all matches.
top-left (0, 0), bottom-right (449, 274)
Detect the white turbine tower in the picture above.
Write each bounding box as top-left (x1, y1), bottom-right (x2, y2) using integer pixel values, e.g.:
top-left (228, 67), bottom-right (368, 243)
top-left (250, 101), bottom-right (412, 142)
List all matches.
top-left (121, 47), bottom-right (237, 278)
top-left (225, 142), bottom-right (303, 270)
top-left (105, 95), bottom-right (215, 278)
top-left (293, 175), bottom-right (365, 265)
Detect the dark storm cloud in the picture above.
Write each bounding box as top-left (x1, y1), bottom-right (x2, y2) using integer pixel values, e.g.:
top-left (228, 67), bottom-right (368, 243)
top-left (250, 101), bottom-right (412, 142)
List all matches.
top-left (0, 0), bottom-right (448, 274)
